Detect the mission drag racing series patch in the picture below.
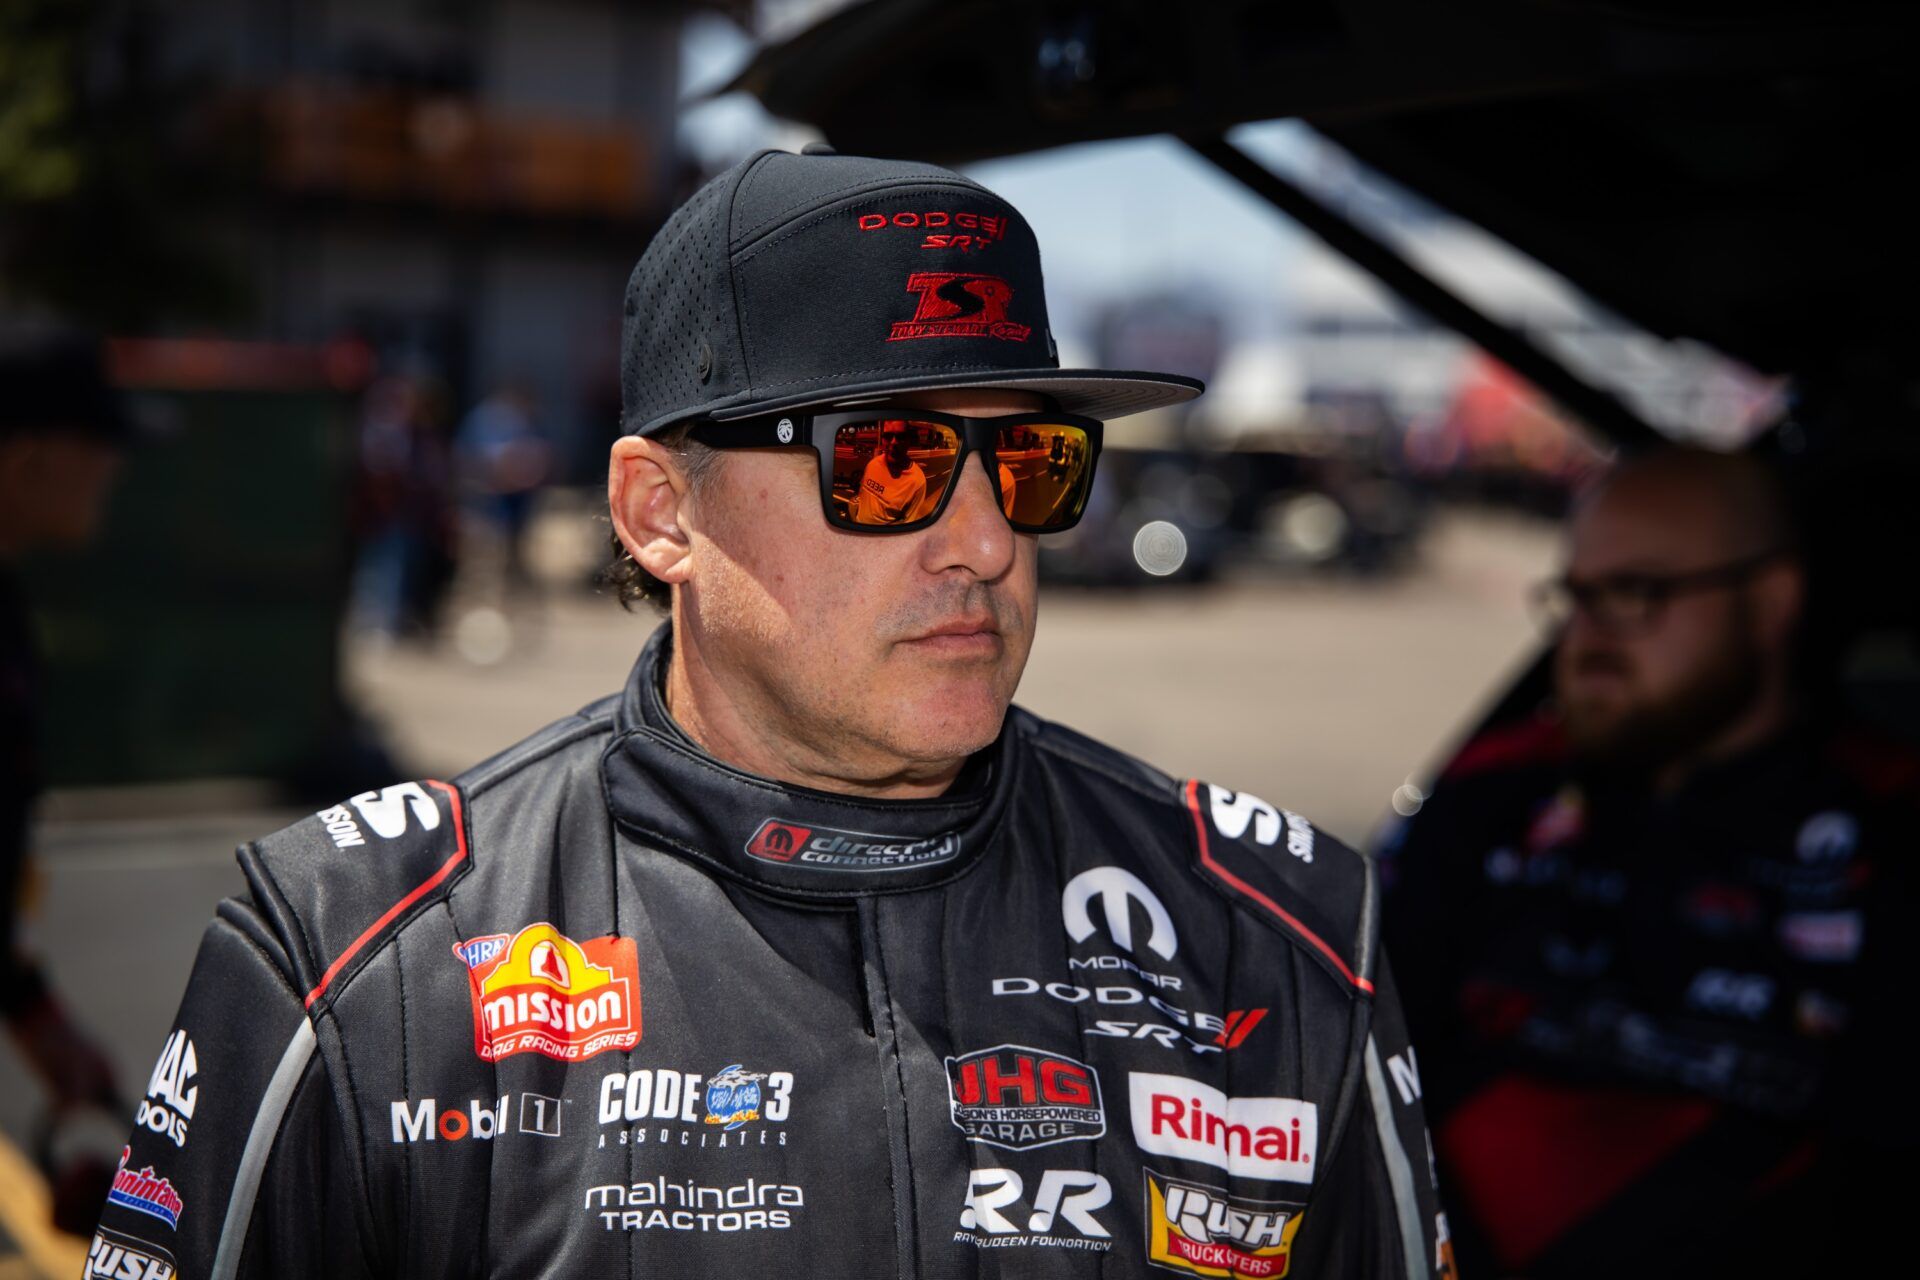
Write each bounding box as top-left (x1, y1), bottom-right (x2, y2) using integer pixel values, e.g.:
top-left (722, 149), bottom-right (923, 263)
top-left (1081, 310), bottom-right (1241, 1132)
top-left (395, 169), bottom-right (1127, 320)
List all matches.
top-left (455, 922), bottom-right (641, 1062)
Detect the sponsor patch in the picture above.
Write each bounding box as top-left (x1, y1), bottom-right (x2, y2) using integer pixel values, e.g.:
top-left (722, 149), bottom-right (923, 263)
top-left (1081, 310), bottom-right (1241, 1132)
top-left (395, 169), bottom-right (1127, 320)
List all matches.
top-left (704, 1064), bottom-right (767, 1131)
top-left (456, 923), bottom-right (641, 1063)
top-left (584, 1176), bottom-right (802, 1232)
top-left (134, 1030), bottom-right (197, 1149)
top-left (1128, 1073), bottom-right (1317, 1184)
top-left (990, 977), bottom-right (1266, 1056)
top-left (1144, 1170), bottom-right (1305, 1278)
top-left (946, 1045), bottom-right (1105, 1150)
top-left (389, 1093), bottom-right (562, 1142)
top-left (955, 1167), bottom-right (1113, 1252)
top-left (598, 1065), bottom-right (793, 1150)
top-left (1778, 910), bottom-right (1864, 963)
top-left (87, 1226), bottom-right (176, 1280)
top-left (888, 272), bottom-right (1031, 343)
top-left (108, 1146), bottom-right (184, 1229)
top-left (744, 817), bottom-right (962, 872)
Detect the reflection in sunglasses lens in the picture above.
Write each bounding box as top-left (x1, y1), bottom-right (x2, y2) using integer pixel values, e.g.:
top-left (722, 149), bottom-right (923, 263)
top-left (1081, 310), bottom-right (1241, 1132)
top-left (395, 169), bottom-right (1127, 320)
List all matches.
top-left (995, 423), bottom-right (1091, 529)
top-left (833, 420), bottom-right (961, 526)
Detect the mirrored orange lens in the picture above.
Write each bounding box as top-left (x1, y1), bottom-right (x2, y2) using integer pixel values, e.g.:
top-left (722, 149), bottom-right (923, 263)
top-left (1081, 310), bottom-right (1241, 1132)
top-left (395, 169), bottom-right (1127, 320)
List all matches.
top-left (831, 419), bottom-right (961, 526)
top-left (993, 423), bottom-right (1092, 528)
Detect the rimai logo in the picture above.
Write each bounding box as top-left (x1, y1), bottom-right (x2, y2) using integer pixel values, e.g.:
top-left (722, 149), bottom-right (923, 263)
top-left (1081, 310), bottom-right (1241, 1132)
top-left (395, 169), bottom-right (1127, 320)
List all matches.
top-left (455, 923), bottom-right (640, 1063)
top-left (945, 1045), bottom-right (1106, 1150)
top-left (888, 273), bottom-right (1032, 343)
top-left (1143, 1169), bottom-right (1306, 1278)
top-left (1063, 867), bottom-right (1177, 960)
top-left (746, 821), bottom-right (812, 862)
top-left (1128, 1073), bottom-right (1317, 1184)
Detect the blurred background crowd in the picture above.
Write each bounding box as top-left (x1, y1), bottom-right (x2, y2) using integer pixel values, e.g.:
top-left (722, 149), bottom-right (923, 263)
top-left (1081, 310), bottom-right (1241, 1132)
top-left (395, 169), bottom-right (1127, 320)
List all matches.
top-left (3, 1), bottom-right (1915, 1277)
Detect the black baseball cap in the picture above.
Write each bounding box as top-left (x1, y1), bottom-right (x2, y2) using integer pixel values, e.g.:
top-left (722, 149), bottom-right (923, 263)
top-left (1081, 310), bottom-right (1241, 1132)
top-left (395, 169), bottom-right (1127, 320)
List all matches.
top-left (619, 148), bottom-right (1204, 437)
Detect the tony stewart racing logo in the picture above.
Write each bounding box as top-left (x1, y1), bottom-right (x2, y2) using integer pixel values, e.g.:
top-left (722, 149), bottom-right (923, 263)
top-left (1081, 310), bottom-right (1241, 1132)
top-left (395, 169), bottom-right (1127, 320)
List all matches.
top-left (887, 272), bottom-right (1031, 343)
top-left (745, 818), bottom-right (962, 872)
top-left (946, 1045), bottom-right (1106, 1150)
top-left (455, 923), bottom-right (641, 1063)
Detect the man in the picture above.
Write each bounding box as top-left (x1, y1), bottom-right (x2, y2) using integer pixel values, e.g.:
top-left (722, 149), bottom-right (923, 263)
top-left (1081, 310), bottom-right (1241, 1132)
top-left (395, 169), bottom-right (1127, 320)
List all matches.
top-left (1, 326), bottom-right (128, 1229)
top-left (1381, 447), bottom-right (1916, 1279)
top-left (855, 419), bottom-right (928, 524)
top-left (93, 150), bottom-right (1448, 1278)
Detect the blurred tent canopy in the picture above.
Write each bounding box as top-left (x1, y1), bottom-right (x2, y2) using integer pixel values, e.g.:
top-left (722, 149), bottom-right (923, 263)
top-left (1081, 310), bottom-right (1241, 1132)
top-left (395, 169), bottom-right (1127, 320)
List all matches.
top-left (723, 0), bottom-right (1920, 730)
top-left (721, 0), bottom-right (1920, 443)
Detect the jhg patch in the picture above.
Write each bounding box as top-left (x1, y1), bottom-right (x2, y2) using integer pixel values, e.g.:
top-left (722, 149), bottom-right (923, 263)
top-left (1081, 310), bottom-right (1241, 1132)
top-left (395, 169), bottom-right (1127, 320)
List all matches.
top-left (1144, 1170), bottom-right (1305, 1278)
top-left (946, 1044), bottom-right (1106, 1150)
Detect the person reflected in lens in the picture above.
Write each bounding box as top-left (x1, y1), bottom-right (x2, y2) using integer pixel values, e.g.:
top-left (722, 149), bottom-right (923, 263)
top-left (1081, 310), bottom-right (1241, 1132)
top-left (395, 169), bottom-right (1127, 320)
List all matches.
top-left (855, 419), bottom-right (928, 524)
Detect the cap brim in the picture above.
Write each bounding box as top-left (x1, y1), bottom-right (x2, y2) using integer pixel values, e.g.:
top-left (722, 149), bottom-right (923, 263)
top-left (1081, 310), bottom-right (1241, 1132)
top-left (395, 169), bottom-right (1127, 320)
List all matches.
top-left (706, 367), bottom-right (1203, 424)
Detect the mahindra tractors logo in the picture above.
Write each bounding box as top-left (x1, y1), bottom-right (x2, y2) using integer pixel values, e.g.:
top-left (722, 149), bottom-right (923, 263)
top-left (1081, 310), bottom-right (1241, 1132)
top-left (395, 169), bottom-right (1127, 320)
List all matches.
top-left (946, 1045), bottom-right (1106, 1150)
top-left (746, 822), bottom-right (811, 862)
top-left (742, 818), bottom-right (963, 873)
top-left (888, 272), bottom-right (1032, 343)
top-left (1128, 1073), bottom-right (1317, 1184)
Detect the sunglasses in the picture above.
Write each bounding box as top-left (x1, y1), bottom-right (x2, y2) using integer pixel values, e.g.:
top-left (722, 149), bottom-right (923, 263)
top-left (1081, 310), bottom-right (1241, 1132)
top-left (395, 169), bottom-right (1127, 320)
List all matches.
top-left (687, 407), bottom-right (1103, 534)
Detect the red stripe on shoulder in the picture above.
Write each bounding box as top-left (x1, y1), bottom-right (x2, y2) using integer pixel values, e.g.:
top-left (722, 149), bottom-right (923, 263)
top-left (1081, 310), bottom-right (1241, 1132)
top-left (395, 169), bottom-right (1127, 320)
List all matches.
top-left (1442, 715), bottom-right (1567, 782)
top-left (303, 780), bottom-right (469, 1009)
top-left (1183, 779), bottom-right (1373, 994)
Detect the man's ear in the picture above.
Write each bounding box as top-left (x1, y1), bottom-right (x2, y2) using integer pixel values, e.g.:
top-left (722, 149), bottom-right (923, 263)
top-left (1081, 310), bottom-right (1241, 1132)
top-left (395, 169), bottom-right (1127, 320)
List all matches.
top-left (609, 435), bottom-right (696, 587)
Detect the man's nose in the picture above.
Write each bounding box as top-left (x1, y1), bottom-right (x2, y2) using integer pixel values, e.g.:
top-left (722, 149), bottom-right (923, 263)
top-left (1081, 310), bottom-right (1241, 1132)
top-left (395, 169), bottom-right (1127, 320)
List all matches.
top-left (922, 454), bottom-right (1016, 580)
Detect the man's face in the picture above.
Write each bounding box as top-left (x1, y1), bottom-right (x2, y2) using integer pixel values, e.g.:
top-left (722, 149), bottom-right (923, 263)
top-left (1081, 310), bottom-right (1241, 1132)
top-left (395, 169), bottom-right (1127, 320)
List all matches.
top-left (884, 425), bottom-right (910, 469)
top-left (681, 389), bottom-right (1041, 776)
top-left (1553, 474), bottom-right (1767, 768)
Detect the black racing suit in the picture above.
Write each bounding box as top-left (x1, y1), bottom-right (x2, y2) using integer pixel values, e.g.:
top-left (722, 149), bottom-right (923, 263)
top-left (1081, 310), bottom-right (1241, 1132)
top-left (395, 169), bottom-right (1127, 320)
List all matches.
top-left (1378, 712), bottom-right (1919, 1280)
top-left (89, 627), bottom-right (1450, 1279)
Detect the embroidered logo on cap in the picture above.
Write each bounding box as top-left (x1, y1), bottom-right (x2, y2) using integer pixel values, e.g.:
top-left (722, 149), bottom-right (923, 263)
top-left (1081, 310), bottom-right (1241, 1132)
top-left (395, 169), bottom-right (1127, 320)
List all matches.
top-left (888, 273), bottom-right (1031, 343)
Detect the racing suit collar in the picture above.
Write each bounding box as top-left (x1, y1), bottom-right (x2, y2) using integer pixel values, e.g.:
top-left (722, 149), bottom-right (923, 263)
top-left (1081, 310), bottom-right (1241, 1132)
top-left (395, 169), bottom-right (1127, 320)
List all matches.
top-left (600, 624), bottom-right (1013, 899)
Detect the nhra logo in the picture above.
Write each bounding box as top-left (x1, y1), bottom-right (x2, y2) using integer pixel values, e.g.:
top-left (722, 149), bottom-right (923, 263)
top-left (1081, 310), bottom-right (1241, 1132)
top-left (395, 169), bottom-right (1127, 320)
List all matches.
top-left (743, 817), bottom-right (963, 873)
top-left (946, 1045), bottom-right (1106, 1150)
top-left (455, 923), bottom-right (641, 1063)
top-left (1129, 1073), bottom-right (1317, 1184)
top-left (108, 1147), bottom-right (184, 1229)
top-left (888, 272), bottom-right (1031, 343)
top-left (87, 1227), bottom-right (175, 1280)
top-left (135, 1030), bottom-right (197, 1149)
top-left (1144, 1170), bottom-right (1306, 1278)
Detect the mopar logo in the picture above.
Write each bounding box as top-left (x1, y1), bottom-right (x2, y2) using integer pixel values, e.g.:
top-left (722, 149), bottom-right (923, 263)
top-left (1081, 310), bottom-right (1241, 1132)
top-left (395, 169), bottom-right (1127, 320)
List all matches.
top-left (744, 818), bottom-right (963, 872)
